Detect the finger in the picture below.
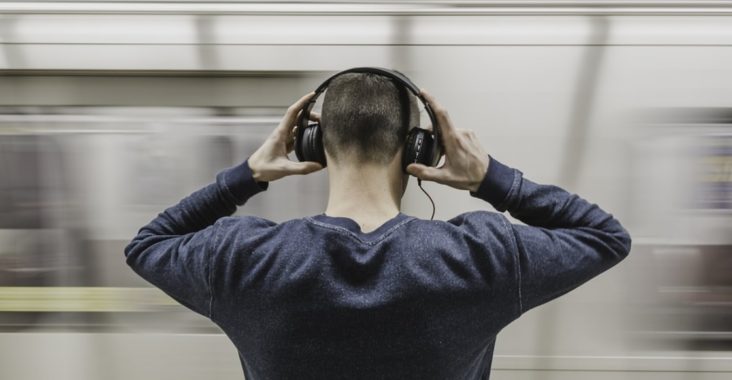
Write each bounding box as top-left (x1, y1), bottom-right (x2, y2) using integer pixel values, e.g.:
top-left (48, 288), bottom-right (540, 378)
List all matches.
top-left (406, 163), bottom-right (449, 183)
top-left (283, 161), bottom-right (323, 175)
top-left (285, 134), bottom-right (295, 153)
top-left (283, 109), bottom-right (312, 140)
top-left (420, 89), bottom-right (457, 140)
top-left (309, 111), bottom-right (321, 122)
top-left (276, 109), bottom-right (306, 142)
top-left (277, 92), bottom-right (316, 134)
top-left (284, 115), bottom-right (300, 140)
top-left (456, 128), bottom-right (473, 138)
top-left (420, 89), bottom-right (438, 107)
top-left (287, 92), bottom-right (316, 117)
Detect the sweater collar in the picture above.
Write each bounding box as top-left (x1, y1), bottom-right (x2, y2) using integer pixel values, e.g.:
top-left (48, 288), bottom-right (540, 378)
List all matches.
top-left (311, 212), bottom-right (411, 237)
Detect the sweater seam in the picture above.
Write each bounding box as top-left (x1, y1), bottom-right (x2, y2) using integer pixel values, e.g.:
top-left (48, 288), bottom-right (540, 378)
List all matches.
top-left (208, 221), bottom-right (222, 322)
top-left (499, 214), bottom-right (523, 316)
top-left (304, 217), bottom-right (416, 245)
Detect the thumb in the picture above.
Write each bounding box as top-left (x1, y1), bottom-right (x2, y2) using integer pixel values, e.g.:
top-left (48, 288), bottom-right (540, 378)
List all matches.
top-left (283, 161), bottom-right (323, 175)
top-left (406, 163), bottom-right (447, 183)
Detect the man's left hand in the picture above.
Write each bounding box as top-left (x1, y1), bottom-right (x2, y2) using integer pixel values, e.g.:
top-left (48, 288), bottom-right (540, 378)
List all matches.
top-left (248, 92), bottom-right (324, 183)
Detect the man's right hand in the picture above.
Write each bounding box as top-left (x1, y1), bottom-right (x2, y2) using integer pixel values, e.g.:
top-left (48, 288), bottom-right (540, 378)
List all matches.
top-left (248, 92), bottom-right (324, 183)
top-left (406, 90), bottom-right (490, 193)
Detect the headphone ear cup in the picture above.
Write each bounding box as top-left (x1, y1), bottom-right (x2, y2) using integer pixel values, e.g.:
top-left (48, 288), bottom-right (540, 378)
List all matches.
top-left (294, 120), bottom-right (309, 162)
top-left (402, 127), bottom-right (435, 173)
top-left (299, 123), bottom-right (327, 167)
top-left (309, 123), bottom-right (327, 167)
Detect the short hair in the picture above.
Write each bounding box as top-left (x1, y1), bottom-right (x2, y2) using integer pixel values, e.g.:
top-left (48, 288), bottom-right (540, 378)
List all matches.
top-left (321, 72), bottom-right (419, 165)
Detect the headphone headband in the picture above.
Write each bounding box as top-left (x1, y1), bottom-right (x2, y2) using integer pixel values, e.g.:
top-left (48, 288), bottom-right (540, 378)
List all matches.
top-left (314, 67), bottom-right (422, 98)
top-left (297, 67), bottom-right (443, 166)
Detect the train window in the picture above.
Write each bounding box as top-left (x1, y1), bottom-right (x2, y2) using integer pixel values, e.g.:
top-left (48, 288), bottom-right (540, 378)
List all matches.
top-left (632, 108), bottom-right (732, 351)
top-left (0, 104), bottom-right (328, 331)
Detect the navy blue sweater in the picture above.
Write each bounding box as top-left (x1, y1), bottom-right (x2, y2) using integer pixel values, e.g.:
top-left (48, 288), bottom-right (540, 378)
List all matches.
top-left (125, 156), bottom-right (631, 380)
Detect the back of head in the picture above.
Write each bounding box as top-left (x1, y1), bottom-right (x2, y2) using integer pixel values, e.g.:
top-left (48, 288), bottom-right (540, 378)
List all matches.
top-left (321, 72), bottom-right (419, 166)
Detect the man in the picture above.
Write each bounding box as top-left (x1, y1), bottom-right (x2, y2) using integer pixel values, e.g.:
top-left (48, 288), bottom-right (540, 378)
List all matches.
top-left (125, 72), bottom-right (631, 379)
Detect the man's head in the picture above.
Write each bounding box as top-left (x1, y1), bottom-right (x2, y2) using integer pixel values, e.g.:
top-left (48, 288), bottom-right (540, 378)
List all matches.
top-left (320, 72), bottom-right (419, 166)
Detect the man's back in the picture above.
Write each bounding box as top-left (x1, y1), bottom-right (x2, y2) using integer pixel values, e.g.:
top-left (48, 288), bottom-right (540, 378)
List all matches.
top-left (212, 212), bottom-right (512, 379)
top-left (125, 156), bottom-right (631, 379)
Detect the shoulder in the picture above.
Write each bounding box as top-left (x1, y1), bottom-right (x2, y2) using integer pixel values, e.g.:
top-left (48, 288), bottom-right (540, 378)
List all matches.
top-left (212, 215), bottom-right (317, 240)
top-left (405, 211), bottom-right (516, 251)
top-left (447, 210), bottom-right (513, 236)
top-left (406, 211), bottom-right (510, 235)
top-left (210, 215), bottom-right (280, 245)
top-left (214, 215), bottom-right (277, 229)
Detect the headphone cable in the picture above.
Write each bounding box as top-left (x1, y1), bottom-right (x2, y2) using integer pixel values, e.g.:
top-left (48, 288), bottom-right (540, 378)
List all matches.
top-left (417, 178), bottom-right (436, 220)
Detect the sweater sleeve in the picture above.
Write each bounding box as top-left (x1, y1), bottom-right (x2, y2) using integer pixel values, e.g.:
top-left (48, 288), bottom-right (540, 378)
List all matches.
top-left (124, 158), bottom-right (268, 318)
top-left (469, 155), bottom-right (632, 315)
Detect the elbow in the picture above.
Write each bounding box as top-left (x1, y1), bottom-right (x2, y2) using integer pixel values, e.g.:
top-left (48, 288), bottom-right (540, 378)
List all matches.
top-left (123, 239), bottom-right (143, 270)
top-left (123, 237), bottom-right (152, 274)
top-left (614, 225), bottom-right (633, 261)
top-left (600, 214), bottom-right (632, 262)
top-left (123, 239), bottom-right (137, 259)
top-left (124, 232), bottom-right (150, 262)
top-left (124, 232), bottom-right (144, 259)
top-left (124, 227), bottom-right (156, 260)
top-left (597, 217), bottom-right (632, 263)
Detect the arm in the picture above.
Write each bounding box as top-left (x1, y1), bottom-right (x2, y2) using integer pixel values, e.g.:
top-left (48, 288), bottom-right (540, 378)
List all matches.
top-left (124, 160), bottom-right (268, 317)
top-left (124, 92), bottom-right (323, 318)
top-left (407, 90), bottom-right (632, 315)
top-left (469, 156), bottom-right (631, 314)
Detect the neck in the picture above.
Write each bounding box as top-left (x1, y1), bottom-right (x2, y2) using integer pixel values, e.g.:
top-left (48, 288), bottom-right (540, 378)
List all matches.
top-left (325, 156), bottom-right (405, 225)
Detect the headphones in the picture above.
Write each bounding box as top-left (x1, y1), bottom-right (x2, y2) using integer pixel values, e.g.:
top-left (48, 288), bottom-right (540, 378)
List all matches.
top-left (294, 67), bottom-right (443, 174)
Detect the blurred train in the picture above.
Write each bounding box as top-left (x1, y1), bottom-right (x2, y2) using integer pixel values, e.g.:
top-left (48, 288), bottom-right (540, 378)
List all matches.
top-left (1, 1), bottom-right (732, 379)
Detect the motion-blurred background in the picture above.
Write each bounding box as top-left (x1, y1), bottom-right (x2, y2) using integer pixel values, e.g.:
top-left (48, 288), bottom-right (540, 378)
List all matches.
top-left (0, 1), bottom-right (731, 379)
